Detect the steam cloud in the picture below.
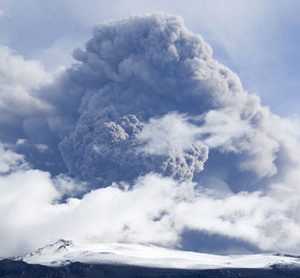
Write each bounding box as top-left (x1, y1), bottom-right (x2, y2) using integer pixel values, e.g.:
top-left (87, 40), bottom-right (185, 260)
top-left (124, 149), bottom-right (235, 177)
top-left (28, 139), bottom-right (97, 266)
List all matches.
top-left (0, 14), bottom-right (300, 256)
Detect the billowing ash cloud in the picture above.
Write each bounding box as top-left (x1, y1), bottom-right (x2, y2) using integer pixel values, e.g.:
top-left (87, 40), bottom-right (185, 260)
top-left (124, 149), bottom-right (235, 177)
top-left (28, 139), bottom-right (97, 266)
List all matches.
top-left (57, 14), bottom-right (217, 184)
top-left (0, 14), bottom-right (279, 189)
top-left (46, 14), bottom-right (276, 186)
top-left (1, 13), bottom-right (300, 256)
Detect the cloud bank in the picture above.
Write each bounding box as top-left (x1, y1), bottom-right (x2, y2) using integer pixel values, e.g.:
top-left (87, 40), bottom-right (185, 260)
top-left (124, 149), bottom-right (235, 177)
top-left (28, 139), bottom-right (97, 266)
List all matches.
top-left (0, 144), bottom-right (299, 257)
top-left (1, 14), bottom-right (300, 256)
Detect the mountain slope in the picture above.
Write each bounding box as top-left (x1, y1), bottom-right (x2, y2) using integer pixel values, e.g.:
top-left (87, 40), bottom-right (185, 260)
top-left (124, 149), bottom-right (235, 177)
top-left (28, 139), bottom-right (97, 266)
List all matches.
top-left (2, 259), bottom-right (300, 278)
top-left (17, 240), bottom-right (300, 270)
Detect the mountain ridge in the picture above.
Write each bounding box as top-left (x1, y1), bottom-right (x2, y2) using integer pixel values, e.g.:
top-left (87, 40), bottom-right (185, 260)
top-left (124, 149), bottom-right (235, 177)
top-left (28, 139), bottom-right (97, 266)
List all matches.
top-left (1, 259), bottom-right (300, 278)
top-left (13, 239), bottom-right (300, 270)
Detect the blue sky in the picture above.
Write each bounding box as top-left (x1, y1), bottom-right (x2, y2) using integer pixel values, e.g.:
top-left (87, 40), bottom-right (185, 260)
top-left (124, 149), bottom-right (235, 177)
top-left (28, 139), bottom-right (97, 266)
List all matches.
top-left (0, 0), bottom-right (300, 115)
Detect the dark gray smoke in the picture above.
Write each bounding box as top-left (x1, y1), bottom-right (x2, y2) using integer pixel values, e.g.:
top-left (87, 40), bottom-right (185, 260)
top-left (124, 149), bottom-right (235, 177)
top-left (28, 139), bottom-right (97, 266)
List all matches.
top-left (0, 14), bottom-right (285, 192)
top-left (53, 14), bottom-right (272, 186)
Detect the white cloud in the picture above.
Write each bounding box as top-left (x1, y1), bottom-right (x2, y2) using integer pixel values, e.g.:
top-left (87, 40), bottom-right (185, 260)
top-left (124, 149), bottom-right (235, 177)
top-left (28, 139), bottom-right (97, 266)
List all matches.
top-left (0, 148), bottom-right (300, 257)
top-left (138, 107), bottom-right (279, 180)
top-left (137, 113), bottom-right (201, 155)
top-left (0, 46), bottom-right (53, 126)
top-left (0, 144), bottom-right (23, 174)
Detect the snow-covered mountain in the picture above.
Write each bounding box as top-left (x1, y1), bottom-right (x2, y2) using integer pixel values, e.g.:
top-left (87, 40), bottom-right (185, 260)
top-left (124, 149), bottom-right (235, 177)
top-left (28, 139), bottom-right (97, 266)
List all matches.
top-left (17, 239), bottom-right (300, 270)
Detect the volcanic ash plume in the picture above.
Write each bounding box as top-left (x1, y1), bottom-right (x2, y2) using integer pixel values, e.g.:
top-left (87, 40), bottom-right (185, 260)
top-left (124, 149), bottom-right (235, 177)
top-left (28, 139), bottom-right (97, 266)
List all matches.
top-left (56, 14), bottom-right (276, 187)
